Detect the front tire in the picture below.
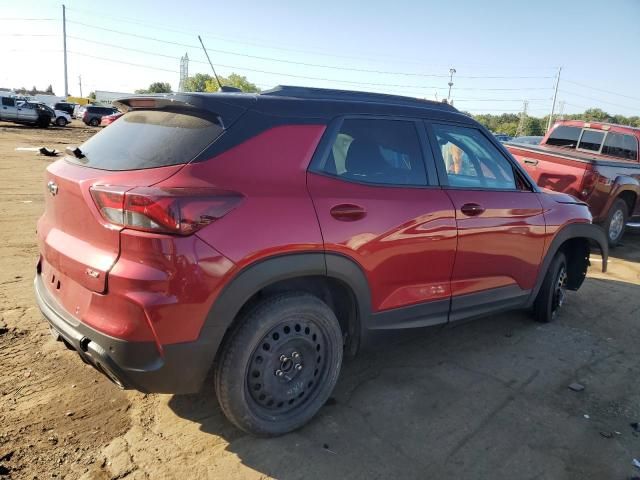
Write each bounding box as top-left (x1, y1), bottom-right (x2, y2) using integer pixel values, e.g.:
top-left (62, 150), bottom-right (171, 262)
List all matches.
top-left (215, 293), bottom-right (343, 436)
top-left (56, 117), bottom-right (68, 127)
top-left (89, 118), bottom-right (100, 127)
top-left (603, 198), bottom-right (628, 248)
top-left (533, 252), bottom-right (568, 323)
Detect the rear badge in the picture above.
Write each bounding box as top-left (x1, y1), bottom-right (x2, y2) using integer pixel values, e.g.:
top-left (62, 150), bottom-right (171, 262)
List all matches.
top-left (85, 268), bottom-right (100, 279)
top-left (47, 180), bottom-right (58, 196)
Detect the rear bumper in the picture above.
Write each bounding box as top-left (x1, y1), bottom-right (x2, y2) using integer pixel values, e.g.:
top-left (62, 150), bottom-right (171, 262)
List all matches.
top-left (34, 273), bottom-right (214, 394)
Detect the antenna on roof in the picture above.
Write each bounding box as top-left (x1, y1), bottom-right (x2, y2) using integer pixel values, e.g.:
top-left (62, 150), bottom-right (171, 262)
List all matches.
top-left (197, 35), bottom-right (223, 91)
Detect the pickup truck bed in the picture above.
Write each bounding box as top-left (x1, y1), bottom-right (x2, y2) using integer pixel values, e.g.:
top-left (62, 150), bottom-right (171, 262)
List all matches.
top-left (506, 120), bottom-right (640, 246)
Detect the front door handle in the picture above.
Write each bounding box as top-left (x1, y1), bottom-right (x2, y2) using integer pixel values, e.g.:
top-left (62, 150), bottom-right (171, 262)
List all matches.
top-left (523, 158), bottom-right (539, 166)
top-left (460, 203), bottom-right (485, 217)
top-left (330, 204), bottom-right (366, 221)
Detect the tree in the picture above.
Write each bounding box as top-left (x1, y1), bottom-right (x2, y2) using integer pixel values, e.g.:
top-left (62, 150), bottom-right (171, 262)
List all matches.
top-left (182, 72), bottom-right (260, 93)
top-left (88, 91), bottom-right (96, 101)
top-left (522, 116), bottom-right (544, 136)
top-left (582, 108), bottom-right (610, 122)
top-left (45, 84), bottom-right (54, 95)
top-left (135, 82), bottom-right (172, 94)
top-left (182, 73), bottom-right (212, 92)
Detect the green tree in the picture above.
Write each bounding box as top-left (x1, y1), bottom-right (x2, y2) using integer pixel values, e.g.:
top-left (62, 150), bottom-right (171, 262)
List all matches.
top-left (45, 84), bottom-right (54, 95)
top-left (135, 82), bottom-right (172, 94)
top-left (182, 73), bottom-right (213, 92)
top-left (88, 91), bottom-right (96, 101)
top-left (522, 116), bottom-right (544, 136)
top-left (182, 72), bottom-right (260, 93)
top-left (582, 108), bottom-right (610, 122)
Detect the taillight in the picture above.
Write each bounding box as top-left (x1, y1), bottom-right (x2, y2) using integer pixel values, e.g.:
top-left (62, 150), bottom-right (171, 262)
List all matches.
top-left (89, 186), bottom-right (242, 235)
top-left (579, 170), bottom-right (598, 200)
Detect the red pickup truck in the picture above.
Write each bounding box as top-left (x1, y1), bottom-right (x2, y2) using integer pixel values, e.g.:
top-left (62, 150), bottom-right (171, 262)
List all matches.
top-left (506, 120), bottom-right (640, 246)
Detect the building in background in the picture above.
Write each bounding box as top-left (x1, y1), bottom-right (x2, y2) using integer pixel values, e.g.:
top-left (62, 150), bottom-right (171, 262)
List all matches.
top-left (95, 90), bottom-right (132, 106)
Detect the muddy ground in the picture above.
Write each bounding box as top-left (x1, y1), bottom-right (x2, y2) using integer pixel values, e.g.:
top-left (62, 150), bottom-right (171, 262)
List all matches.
top-left (0, 121), bottom-right (639, 479)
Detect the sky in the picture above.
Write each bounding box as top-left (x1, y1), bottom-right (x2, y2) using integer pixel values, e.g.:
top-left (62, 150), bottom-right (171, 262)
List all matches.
top-left (1, 0), bottom-right (639, 117)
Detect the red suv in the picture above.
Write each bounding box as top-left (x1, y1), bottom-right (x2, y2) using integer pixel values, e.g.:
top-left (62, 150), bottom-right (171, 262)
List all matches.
top-left (35, 87), bottom-right (607, 436)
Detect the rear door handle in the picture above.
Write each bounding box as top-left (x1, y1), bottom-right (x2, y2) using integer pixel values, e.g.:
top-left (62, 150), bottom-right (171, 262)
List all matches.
top-left (330, 204), bottom-right (366, 221)
top-left (523, 158), bottom-right (539, 166)
top-left (460, 203), bottom-right (485, 217)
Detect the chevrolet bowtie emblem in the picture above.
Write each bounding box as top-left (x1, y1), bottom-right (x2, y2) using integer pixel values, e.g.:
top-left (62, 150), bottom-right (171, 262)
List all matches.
top-left (47, 180), bottom-right (58, 196)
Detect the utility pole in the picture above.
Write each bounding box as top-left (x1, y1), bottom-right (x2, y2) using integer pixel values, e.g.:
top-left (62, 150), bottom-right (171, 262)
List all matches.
top-left (447, 68), bottom-right (456, 103)
top-left (62, 4), bottom-right (68, 97)
top-left (78, 75), bottom-right (82, 98)
top-left (197, 35), bottom-right (222, 90)
top-left (546, 66), bottom-right (562, 133)
top-left (516, 100), bottom-right (529, 137)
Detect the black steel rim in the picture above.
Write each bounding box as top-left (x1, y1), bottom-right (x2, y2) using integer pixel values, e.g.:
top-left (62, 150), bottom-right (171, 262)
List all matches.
top-left (551, 265), bottom-right (567, 318)
top-left (247, 319), bottom-right (328, 416)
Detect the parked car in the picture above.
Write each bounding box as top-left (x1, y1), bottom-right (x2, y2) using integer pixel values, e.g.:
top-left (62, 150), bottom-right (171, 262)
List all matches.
top-left (0, 96), bottom-right (52, 127)
top-left (83, 105), bottom-right (118, 126)
top-left (53, 102), bottom-right (76, 116)
top-left (35, 87), bottom-right (607, 436)
top-left (506, 120), bottom-right (640, 246)
top-left (51, 108), bottom-right (72, 126)
top-left (510, 135), bottom-right (543, 145)
top-left (100, 111), bottom-right (123, 126)
top-left (74, 104), bottom-right (87, 119)
top-left (494, 133), bottom-right (513, 142)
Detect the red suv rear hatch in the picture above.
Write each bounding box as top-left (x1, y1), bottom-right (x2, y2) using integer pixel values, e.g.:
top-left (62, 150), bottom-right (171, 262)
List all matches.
top-left (37, 98), bottom-right (246, 296)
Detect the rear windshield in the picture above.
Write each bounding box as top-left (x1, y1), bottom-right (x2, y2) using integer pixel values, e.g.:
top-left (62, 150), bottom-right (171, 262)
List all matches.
top-left (72, 109), bottom-right (223, 170)
top-left (546, 126), bottom-right (581, 148)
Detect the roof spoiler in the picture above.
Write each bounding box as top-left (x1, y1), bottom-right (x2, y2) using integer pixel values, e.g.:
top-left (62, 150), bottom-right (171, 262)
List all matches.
top-left (113, 93), bottom-right (253, 129)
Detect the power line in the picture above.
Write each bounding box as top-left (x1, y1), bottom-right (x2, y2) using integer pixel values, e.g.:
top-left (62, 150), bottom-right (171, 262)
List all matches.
top-left (65, 19), bottom-right (553, 81)
top-left (65, 6), bottom-right (556, 72)
top-left (0, 33), bottom-right (56, 37)
top-left (563, 79), bottom-right (640, 102)
top-left (0, 17), bottom-right (55, 21)
top-left (558, 89), bottom-right (640, 111)
top-left (68, 51), bottom-right (179, 74)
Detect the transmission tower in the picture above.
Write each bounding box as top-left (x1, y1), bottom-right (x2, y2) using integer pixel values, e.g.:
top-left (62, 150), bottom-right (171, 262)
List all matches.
top-left (516, 100), bottom-right (529, 137)
top-left (557, 101), bottom-right (566, 120)
top-left (179, 53), bottom-right (189, 92)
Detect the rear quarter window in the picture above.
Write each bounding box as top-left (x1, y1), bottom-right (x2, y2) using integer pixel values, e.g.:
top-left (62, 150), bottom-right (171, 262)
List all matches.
top-left (71, 109), bottom-right (224, 170)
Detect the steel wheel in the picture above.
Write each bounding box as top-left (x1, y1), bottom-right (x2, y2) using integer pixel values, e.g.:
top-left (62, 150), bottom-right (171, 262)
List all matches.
top-left (247, 320), bottom-right (328, 417)
top-left (551, 264), bottom-right (567, 319)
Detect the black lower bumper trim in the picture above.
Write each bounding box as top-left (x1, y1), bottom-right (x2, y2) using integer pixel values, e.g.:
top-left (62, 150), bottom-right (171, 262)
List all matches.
top-left (34, 274), bottom-right (215, 394)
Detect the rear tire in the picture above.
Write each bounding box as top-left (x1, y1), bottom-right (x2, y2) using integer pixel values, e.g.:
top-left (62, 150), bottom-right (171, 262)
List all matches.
top-left (533, 252), bottom-right (568, 323)
top-left (89, 118), bottom-right (100, 127)
top-left (55, 117), bottom-right (68, 127)
top-left (215, 292), bottom-right (343, 436)
top-left (603, 198), bottom-right (628, 248)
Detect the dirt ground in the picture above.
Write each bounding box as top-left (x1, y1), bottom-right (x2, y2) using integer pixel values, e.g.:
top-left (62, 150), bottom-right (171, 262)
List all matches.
top-left (1, 121), bottom-right (639, 480)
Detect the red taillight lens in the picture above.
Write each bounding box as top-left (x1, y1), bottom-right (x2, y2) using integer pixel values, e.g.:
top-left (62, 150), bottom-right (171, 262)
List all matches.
top-left (579, 170), bottom-right (598, 200)
top-left (90, 186), bottom-right (242, 235)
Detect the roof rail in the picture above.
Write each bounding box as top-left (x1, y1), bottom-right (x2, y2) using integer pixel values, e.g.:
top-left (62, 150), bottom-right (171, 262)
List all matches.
top-left (260, 85), bottom-right (456, 111)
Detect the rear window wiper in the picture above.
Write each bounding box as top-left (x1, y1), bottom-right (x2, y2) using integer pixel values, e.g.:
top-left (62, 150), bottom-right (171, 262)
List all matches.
top-left (66, 146), bottom-right (85, 159)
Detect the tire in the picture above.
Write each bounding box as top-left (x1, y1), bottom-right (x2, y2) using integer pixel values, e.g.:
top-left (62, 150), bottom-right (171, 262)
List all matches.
top-left (55, 117), bottom-right (68, 127)
top-left (89, 118), bottom-right (100, 127)
top-left (215, 292), bottom-right (343, 436)
top-left (533, 252), bottom-right (568, 323)
top-left (602, 198), bottom-right (628, 248)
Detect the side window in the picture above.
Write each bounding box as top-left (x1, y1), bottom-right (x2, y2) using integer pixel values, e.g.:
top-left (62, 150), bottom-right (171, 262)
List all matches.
top-left (546, 126), bottom-right (581, 148)
top-left (432, 124), bottom-right (517, 190)
top-left (578, 130), bottom-right (605, 152)
top-left (319, 118), bottom-right (427, 186)
top-left (2, 97), bottom-right (15, 107)
top-left (602, 133), bottom-right (638, 160)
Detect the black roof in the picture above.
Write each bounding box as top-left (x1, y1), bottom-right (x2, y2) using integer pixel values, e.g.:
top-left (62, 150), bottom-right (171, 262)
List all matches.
top-left (115, 85), bottom-right (473, 124)
top-left (260, 85), bottom-right (456, 111)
